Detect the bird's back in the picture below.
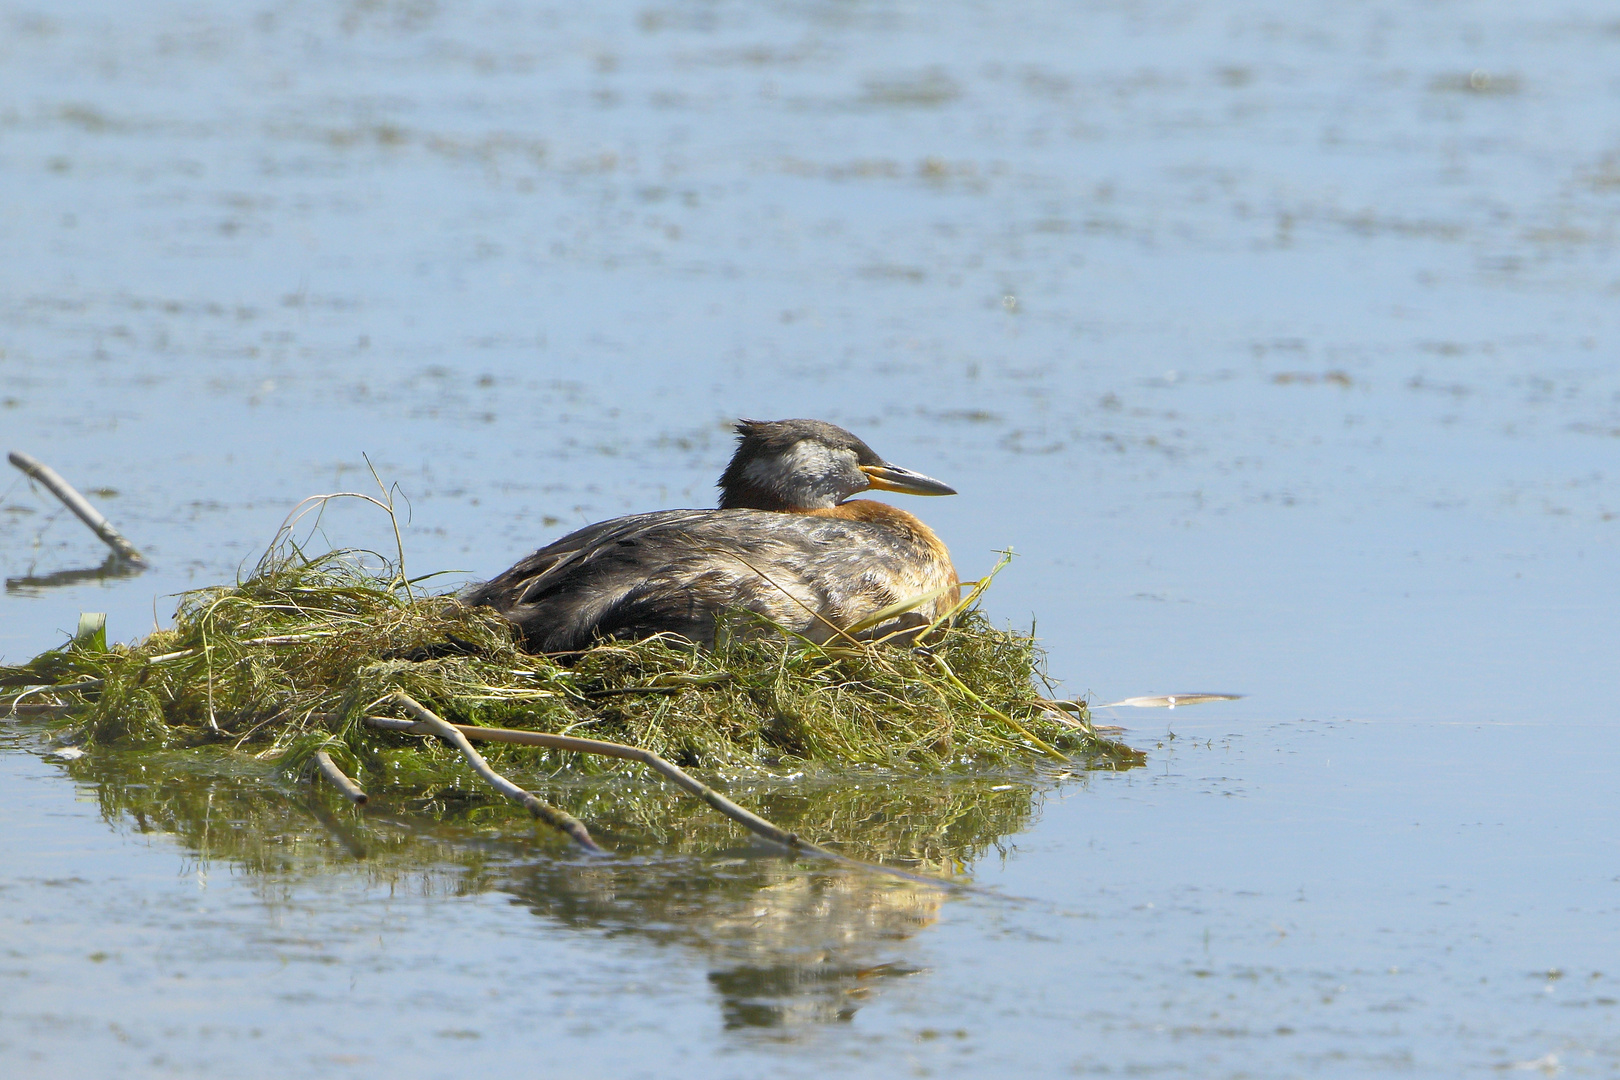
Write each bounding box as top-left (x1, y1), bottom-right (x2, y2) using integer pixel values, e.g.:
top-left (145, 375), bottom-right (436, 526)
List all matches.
top-left (464, 503), bottom-right (958, 653)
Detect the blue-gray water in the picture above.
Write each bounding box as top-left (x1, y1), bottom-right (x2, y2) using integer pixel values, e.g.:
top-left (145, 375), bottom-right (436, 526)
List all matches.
top-left (2, 1), bottom-right (1617, 1075)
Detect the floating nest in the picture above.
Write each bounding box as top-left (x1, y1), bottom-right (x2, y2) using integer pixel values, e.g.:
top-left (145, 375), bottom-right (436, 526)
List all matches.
top-left (3, 526), bottom-right (1141, 864)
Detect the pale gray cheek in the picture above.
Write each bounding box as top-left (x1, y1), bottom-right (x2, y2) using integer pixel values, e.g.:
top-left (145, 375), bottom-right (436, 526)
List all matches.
top-left (743, 443), bottom-right (820, 486)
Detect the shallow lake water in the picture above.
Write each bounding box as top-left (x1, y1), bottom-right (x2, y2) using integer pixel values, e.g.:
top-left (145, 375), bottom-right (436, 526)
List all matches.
top-left (2, 1), bottom-right (1618, 1076)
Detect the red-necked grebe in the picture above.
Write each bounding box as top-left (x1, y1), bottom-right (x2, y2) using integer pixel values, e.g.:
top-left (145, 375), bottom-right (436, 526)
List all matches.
top-left (466, 418), bottom-right (960, 653)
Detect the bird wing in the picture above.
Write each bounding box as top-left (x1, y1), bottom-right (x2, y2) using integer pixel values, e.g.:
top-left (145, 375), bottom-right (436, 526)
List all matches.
top-left (467, 508), bottom-right (957, 652)
top-left (465, 509), bottom-right (723, 608)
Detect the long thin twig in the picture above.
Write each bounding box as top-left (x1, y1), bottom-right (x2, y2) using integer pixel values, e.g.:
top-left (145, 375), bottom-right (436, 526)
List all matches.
top-left (386, 693), bottom-right (600, 852)
top-left (8, 451), bottom-right (146, 565)
top-left (313, 750), bottom-right (368, 804)
top-left (0, 679), bottom-right (105, 708)
top-left (2, 678), bottom-right (103, 719)
top-left (141, 633), bottom-right (337, 667)
top-left (362, 712), bottom-right (970, 892)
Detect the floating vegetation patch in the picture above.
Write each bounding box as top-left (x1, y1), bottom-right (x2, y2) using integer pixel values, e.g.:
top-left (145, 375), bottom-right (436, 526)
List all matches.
top-left (3, 517), bottom-right (1140, 868)
top-left (4, 555), bottom-right (1128, 768)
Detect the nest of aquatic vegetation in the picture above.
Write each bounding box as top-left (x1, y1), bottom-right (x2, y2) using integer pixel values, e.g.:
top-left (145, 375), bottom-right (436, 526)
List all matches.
top-left (4, 544), bottom-right (1136, 781)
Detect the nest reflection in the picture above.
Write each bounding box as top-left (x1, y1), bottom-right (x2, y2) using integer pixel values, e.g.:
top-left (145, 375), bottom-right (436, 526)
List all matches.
top-left (55, 744), bottom-right (1137, 1028)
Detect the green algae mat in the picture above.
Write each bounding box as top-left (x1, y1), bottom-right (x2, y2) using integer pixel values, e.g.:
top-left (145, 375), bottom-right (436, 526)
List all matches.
top-left (3, 543), bottom-right (1140, 863)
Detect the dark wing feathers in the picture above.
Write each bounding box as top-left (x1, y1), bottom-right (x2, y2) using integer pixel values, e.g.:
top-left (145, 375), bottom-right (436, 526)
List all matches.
top-left (463, 509), bottom-right (719, 608)
top-left (467, 508), bottom-right (952, 653)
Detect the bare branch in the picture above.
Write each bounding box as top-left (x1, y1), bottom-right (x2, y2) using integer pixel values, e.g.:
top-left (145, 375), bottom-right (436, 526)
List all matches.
top-left (385, 693), bottom-right (601, 852)
top-left (8, 451), bottom-right (145, 565)
top-left (313, 750), bottom-right (368, 804)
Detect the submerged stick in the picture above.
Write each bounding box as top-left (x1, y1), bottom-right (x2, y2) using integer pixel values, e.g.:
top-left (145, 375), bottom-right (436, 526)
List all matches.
top-left (313, 750), bottom-right (368, 805)
top-left (386, 693), bottom-right (601, 852)
top-left (7, 451), bottom-right (146, 565)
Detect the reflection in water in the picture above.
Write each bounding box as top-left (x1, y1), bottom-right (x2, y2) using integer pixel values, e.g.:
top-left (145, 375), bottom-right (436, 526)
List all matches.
top-left (507, 857), bottom-right (936, 1029)
top-left (6, 553), bottom-right (146, 592)
top-left (52, 740), bottom-right (1137, 1029)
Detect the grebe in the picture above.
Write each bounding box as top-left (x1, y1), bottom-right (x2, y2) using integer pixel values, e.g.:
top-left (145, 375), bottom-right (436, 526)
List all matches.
top-left (466, 419), bottom-right (960, 653)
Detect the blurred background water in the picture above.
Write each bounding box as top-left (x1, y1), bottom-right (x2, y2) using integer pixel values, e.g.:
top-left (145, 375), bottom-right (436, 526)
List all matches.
top-left (1, 1), bottom-right (1617, 1076)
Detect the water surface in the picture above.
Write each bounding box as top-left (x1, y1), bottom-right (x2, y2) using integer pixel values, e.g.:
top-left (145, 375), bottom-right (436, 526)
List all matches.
top-left (2, 1), bottom-right (1617, 1075)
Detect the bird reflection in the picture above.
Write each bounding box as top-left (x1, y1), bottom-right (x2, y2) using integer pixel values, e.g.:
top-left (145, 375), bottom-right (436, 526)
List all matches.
top-left (58, 752), bottom-right (1061, 1029)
